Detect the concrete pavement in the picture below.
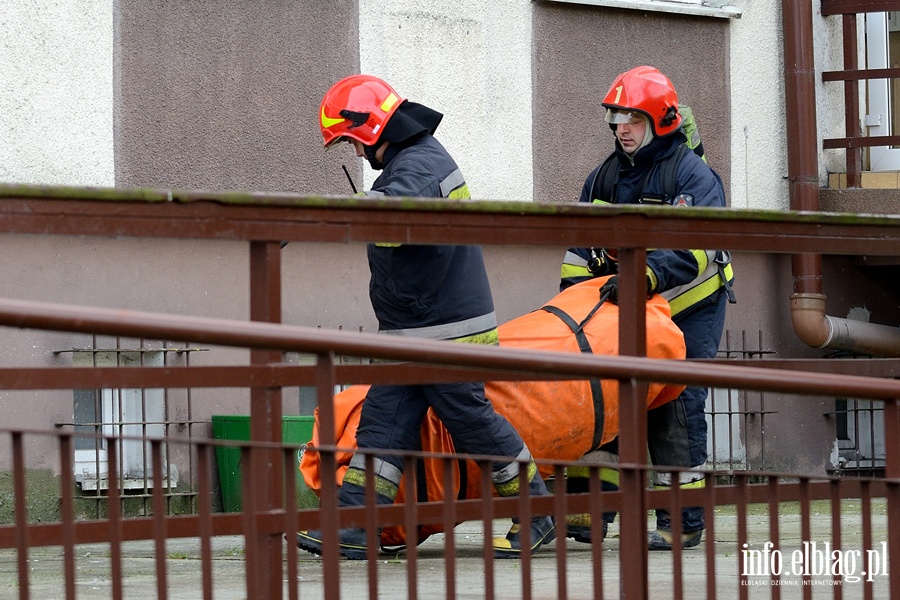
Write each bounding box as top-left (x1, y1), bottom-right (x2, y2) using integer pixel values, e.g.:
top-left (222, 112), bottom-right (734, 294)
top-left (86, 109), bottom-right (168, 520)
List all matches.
top-left (1, 499), bottom-right (890, 599)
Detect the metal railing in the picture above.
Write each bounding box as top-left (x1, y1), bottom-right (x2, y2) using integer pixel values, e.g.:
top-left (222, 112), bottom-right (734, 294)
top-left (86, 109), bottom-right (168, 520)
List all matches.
top-left (0, 186), bottom-right (898, 599)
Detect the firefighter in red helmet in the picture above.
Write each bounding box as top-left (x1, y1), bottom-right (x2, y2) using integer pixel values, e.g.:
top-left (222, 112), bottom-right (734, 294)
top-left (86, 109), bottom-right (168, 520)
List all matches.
top-left (298, 74), bottom-right (555, 560)
top-left (561, 65), bottom-right (735, 550)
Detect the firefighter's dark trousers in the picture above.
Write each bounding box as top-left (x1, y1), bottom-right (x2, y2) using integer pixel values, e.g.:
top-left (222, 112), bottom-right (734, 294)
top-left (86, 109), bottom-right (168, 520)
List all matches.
top-left (338, 381), bottom-right (526, 508)
top-left (648, 287), bottom-right (727, 533)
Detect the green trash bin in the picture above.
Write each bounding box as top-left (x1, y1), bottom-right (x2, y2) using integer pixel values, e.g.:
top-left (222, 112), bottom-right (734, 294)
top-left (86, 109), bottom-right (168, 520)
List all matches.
top-left (211, 415), bottom-right (318, 512)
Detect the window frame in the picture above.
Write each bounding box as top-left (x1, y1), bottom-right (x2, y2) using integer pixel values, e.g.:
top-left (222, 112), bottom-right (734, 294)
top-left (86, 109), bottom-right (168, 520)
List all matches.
top-left (865, 11), bottom-right (900, 170)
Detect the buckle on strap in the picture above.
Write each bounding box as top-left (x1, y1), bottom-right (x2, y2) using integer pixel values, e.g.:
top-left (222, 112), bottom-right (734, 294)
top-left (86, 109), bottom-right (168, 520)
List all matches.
top-left (714, 251), bottom-right (736, 304)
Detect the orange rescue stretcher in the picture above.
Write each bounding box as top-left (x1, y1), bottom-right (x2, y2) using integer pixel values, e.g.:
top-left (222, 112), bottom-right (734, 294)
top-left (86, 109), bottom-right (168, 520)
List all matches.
top-left (299, 276), bottom-right (687, 547)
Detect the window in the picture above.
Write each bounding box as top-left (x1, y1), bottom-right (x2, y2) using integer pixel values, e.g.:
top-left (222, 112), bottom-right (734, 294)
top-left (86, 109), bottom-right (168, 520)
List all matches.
top-left (706, 386), bottom-right (746, 470)
top-left (832, 398), bottom-right (885, 474)
top-left (865, 11), bottom-right (900, 170)
top-left (71, 349), bottom-right (178, 491)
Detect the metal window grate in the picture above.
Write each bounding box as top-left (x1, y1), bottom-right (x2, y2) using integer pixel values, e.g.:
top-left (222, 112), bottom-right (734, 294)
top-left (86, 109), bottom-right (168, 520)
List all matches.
top-left (55, 336), bottom-right (206, 518)
top-left (706, 329), bottom-right (777, 476)
top-left (828, 397), bottom-right (886, 476)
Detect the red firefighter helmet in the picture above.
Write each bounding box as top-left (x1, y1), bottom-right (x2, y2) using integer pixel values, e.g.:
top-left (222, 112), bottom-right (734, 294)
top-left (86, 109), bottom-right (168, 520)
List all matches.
top-left (319, 74), bottom-right (404, 148)
top-left (601, 66), bottom-right (682, 137)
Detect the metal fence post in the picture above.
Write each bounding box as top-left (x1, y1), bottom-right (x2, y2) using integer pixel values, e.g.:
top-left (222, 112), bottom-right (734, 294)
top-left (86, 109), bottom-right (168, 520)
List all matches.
top-left (248, 240), bottom-right (284, 600)
top-left (616, 247), bottom-right (650, 600)
top-left (884, 398), bottom-right (900, 596)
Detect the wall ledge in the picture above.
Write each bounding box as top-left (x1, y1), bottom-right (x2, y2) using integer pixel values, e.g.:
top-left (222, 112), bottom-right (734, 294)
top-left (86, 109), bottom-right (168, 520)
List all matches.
top-left (535, 0), bottom-right (742, 19)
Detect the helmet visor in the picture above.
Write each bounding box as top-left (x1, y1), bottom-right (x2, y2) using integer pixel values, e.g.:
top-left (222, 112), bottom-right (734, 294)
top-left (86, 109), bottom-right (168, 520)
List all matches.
top-left (604, 109), bottom-right (646, 125)
top-left (324, 136), bottom-right (350, 151)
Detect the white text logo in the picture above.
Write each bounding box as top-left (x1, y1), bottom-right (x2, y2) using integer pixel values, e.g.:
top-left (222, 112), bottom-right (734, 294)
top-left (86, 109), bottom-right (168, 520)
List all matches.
top-left (741, 541), bottom-right (889, 584)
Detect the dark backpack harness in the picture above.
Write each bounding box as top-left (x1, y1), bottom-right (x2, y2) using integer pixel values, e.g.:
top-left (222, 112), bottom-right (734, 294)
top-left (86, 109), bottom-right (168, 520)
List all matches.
top-left (589, 143), bottom-right (692, 205)
top-left (586, 142), bottom-right (737, 304)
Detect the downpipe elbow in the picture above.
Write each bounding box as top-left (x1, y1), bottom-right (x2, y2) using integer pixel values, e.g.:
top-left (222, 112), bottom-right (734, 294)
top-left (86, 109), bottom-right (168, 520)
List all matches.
top-left (791, 293), bottom-right (900, 357)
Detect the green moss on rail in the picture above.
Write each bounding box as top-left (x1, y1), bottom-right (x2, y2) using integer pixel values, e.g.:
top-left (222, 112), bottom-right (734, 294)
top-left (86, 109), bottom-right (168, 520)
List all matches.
top-left (1, 182), bottom-right (898, 227)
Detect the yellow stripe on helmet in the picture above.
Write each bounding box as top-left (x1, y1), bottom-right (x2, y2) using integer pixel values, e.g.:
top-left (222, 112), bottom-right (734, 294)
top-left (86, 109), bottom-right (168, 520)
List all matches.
top-left (320, 106), bottom-right (345, 129)
top-left (380, 93), bottom-right (399, 113)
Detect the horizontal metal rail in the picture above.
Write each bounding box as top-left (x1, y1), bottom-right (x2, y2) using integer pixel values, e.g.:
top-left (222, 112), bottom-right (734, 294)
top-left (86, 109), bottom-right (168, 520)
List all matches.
top-left (1, 358), bottom-right (897, 391)
top-left (1, 190), bottom-right (898, 255)
top-left (0, 296), bottom-right (898, 400)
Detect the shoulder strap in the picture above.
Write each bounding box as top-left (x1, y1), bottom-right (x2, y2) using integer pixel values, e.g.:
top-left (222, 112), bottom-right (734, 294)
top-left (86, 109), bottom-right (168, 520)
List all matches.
top-left (591, 153), bottom-right (618, 203)
top-left (540, 305), bottom-right (591, 352)
top-left (596, 142), bottom-right (690, 204)
top-left (659, 143), bottom-right (690, 201)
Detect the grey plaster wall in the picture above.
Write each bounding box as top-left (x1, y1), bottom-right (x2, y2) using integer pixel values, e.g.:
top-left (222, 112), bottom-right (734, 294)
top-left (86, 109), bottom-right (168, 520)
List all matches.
top-left (0, 2), bottom-right (114, 186)
top-left (281, 242), bottom-right (565, 334)
top-left (0, 234), bottom-right (254, 472)
top-left (114, 2), bottom-right (362, 194)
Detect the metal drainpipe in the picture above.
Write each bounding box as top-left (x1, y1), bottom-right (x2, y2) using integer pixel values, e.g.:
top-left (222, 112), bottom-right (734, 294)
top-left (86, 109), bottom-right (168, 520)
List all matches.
top-left (782, 0), bottom-right (900, 357)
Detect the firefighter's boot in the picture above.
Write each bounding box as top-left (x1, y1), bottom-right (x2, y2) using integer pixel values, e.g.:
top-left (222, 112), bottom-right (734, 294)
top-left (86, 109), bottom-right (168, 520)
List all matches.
top-left (648, 475), bottom-right (705, 551)
top-left (647, 528), bottom-right (703, 550)
top-left (564, 513), bottom-right (611, 544)
top-left (491, 457), bottom-right (556, 559)
top-left (296, 527), bottom-right (369, 560)
top-left (564, 464), bottom-right (619, 543)
top-left (296, 462), bottom-right (397, 560)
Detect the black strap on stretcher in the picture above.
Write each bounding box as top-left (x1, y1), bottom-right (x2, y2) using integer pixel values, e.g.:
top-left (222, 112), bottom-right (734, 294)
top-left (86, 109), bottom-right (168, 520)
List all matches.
top-left (539, 293), bottom-right (609, 451)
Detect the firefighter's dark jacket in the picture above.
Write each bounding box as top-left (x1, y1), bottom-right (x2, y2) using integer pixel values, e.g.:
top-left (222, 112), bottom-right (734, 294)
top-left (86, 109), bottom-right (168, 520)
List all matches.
top-left (560, 132), bottom-right (735, 317)
top-left (366, 133), bottom-right (497, 342)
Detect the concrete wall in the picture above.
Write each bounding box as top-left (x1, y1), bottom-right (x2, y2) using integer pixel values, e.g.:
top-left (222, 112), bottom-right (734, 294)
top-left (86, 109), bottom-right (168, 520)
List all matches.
top-left (357, 0), bottom-right (534, 201)
top-left (115, 1), bottom-right (359, 193)
top-left (729, 0), bottom-right (786, 210)
top-left (0, 1), bottom-right (114, 186)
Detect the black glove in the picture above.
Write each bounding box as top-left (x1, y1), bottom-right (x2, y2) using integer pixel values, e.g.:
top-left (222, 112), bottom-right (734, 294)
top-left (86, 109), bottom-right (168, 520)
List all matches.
top-left (600, 275), bottom-right (654, 305)
top-left (599, 276), bottom-right (619, 304)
